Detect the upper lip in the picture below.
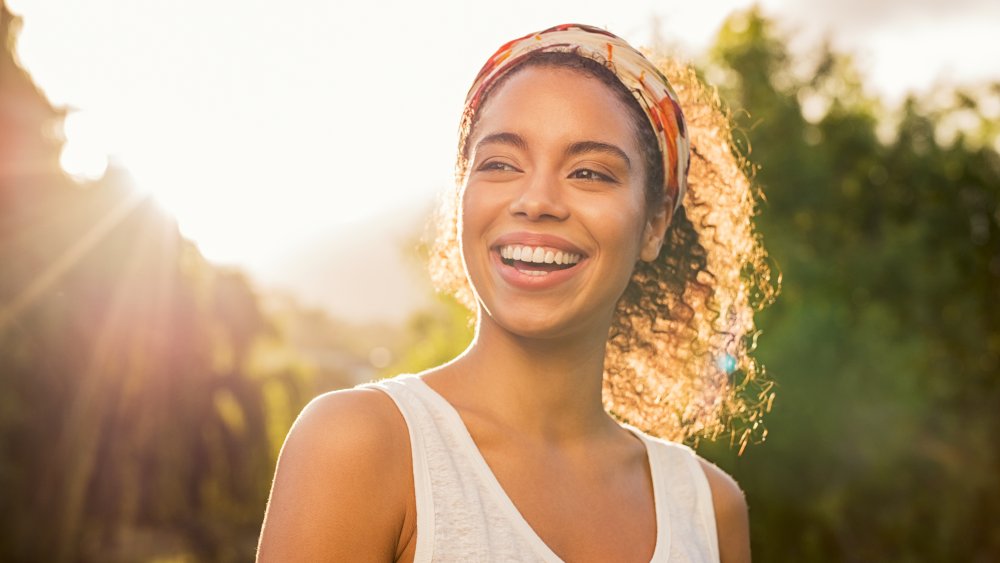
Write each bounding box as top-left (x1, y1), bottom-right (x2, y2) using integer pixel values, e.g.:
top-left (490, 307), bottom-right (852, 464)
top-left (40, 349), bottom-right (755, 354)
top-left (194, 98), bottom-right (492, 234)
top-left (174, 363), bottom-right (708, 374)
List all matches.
top-left (491, 232), bottom-right (587, 257)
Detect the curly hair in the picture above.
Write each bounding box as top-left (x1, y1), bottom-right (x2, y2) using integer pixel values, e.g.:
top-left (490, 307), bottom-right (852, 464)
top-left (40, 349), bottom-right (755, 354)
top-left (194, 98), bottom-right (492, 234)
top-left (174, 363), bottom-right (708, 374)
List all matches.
top-left (429, 51), bottom-right (777, 449)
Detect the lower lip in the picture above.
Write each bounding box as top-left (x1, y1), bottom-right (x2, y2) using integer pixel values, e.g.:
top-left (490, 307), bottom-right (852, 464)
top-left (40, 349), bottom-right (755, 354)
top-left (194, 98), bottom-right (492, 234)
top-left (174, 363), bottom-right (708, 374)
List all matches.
top-left (491, 250), bottom-right (586, 290)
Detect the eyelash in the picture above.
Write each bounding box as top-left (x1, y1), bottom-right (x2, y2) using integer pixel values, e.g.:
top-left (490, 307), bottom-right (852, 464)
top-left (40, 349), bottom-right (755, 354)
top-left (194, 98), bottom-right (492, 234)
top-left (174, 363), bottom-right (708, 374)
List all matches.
top-left (569, 168), bottom-right (616, 183)
top-left (478, 161), bottom-right (518, 172)
top-left (476, 161), bottom-right (616, 184)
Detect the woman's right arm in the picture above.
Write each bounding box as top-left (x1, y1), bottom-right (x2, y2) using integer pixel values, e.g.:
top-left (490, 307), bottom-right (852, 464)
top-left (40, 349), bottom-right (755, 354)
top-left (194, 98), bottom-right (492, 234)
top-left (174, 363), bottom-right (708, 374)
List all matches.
top-left (256, 388), bottom-right (413, 562)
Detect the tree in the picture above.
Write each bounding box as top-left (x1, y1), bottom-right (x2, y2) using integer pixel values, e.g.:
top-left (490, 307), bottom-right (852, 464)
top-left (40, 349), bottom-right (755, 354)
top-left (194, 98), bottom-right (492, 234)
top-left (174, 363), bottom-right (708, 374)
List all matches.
top-left (701, 7), bottom-right (1000, 560)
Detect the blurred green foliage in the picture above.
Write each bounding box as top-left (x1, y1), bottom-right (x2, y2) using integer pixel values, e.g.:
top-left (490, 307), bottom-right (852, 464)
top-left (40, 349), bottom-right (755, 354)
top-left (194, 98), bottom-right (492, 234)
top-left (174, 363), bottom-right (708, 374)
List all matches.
top-left (697, 8), bottom-right (1000, 561)
top-left (1, 2), bottom-right (998, 561)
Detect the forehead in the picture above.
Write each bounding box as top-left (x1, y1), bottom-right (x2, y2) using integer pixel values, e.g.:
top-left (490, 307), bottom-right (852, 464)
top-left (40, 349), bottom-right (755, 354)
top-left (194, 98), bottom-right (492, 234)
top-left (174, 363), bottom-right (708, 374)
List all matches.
top-left (471, 66), bottom-right (639, 154)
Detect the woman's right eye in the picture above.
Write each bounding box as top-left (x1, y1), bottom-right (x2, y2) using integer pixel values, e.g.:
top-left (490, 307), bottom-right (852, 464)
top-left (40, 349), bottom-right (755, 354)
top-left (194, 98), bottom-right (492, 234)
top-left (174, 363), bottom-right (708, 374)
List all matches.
top-left (477, 160), bottom-right (517, 172)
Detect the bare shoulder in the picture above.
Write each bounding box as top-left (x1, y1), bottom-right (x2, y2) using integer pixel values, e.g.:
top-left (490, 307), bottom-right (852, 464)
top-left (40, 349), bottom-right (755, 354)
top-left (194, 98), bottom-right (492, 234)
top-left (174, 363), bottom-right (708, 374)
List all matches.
top-left (696, 456), bottom-right (751, 563)
top-left (288, 387), bottom-right (409, 463)
top-left (257, 387), bottom-right (412, 562)
top-left (696, 456), bottom-right (747, 519)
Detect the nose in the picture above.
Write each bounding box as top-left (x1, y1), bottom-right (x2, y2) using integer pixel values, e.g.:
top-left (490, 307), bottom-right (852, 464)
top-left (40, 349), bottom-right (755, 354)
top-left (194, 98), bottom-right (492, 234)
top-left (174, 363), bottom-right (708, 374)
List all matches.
top-left (508, 171), bottom-right (569, 221)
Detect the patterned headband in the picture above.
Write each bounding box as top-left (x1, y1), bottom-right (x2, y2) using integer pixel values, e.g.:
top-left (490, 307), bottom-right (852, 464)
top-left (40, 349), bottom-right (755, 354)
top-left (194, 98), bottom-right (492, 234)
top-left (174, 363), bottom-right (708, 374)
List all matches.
top-left (464, 23), bottom-right (690, 213)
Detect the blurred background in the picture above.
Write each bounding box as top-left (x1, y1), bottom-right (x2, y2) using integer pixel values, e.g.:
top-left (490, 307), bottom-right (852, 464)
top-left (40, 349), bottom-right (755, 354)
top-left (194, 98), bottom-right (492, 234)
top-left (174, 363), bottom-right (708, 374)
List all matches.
top-left (1, 0), bottom-right (998, 561)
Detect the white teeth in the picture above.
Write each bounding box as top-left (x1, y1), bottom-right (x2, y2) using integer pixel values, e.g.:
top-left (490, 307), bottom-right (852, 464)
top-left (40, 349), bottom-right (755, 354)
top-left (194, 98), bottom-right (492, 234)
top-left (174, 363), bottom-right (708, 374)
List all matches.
top-left (498, 245), bottom-right (582, 265)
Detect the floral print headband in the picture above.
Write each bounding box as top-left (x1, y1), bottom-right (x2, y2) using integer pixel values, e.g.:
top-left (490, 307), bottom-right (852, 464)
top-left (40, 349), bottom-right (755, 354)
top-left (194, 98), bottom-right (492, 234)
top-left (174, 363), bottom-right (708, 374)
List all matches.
top-left (464, 23), bottom-right (690, 213)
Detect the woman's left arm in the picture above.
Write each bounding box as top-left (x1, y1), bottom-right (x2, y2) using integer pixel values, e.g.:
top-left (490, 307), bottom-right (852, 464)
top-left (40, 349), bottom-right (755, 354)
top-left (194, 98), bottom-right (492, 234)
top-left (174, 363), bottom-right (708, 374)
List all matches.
top-left (698, 458), bottom-right (751, 563)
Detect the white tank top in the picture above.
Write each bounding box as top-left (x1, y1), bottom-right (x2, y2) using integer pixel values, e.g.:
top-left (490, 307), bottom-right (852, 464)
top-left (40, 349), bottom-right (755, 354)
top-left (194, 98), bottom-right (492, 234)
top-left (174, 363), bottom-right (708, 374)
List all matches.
top-left (363, 375), bottom-right (720, 563)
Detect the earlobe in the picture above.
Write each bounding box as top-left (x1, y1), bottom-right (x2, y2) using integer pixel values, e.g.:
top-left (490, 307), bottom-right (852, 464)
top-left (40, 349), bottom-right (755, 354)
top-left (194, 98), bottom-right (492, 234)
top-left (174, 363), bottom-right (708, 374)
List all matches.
top-left (639, 203), bottom-right (671, 262)
top-left (639, 229), bottom-right (664, 262)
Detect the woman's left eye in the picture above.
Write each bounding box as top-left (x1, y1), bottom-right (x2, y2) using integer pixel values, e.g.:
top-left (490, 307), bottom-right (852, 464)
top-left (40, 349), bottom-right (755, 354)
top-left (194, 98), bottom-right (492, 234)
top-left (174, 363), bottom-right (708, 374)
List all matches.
top-left (569, 168), bottom-right (616, 183)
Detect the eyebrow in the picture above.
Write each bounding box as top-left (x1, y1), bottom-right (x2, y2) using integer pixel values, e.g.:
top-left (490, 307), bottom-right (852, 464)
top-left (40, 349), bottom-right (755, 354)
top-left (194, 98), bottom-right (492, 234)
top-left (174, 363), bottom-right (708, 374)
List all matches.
top-left (474, 132), bottom-right (528, 153)
top-left (473, 132), bottom-right (631, 170)
top-left (565, 141), bottom-right (631, 170)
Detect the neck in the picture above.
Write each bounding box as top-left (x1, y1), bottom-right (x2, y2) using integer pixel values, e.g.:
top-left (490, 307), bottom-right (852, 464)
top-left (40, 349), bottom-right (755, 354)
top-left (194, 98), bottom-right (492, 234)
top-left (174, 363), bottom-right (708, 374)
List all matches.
top-left (443, 310), bottom-right (618, 442)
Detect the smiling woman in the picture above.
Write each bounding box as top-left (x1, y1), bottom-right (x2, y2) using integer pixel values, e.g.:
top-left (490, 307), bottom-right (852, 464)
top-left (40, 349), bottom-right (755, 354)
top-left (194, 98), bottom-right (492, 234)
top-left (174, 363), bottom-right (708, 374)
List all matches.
top-left (460, 63), bottom-right (661, 342)
top-left (258, 23), bottom-right (774, 563)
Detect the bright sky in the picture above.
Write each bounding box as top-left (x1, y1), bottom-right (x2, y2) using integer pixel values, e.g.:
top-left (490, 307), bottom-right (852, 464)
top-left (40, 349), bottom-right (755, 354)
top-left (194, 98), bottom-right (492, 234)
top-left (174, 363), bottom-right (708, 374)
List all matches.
top-left (8, 0), bottom-right (1000, 313)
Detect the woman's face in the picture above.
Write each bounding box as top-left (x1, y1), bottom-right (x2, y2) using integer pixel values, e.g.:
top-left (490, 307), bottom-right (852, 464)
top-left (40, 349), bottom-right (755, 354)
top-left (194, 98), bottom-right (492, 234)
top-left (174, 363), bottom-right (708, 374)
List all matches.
top-left (460, 65), bottom-right (668, 340)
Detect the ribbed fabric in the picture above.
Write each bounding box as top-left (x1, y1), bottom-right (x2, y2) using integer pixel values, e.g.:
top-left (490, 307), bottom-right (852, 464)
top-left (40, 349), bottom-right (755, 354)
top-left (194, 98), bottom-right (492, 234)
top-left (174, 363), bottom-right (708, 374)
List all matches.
top-left (362, 374), bottom-right (720, 563)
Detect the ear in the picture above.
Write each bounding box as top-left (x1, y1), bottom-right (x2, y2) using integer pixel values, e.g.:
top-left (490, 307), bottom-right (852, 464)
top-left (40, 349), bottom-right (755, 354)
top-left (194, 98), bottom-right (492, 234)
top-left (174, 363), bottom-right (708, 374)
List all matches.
top-left (639, 199), bottom-right (671, 262)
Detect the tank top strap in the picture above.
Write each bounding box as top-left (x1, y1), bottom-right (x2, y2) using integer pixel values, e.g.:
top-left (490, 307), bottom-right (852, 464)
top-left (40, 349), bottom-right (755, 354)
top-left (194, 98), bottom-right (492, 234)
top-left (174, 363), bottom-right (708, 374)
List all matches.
top-left (636, 434), bottom-right (721, 563)
top-left (357, 375), bottom-right (437, 562)
top-left (363, 374), bottom-right (540, 561)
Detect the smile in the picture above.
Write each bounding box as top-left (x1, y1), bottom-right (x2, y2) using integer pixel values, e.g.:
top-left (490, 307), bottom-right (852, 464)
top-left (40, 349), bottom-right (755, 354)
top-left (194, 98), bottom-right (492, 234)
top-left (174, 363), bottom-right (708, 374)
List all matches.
top-left (490, 249), bottom-right (587, 295)
top-left (498, 245), bottom-right (582, 276)
top-left (489, 232), bottom-right (588, 286)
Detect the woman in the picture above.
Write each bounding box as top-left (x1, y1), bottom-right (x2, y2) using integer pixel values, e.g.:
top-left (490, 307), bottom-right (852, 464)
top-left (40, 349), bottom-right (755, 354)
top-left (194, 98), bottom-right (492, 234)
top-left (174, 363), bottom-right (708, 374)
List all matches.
top-left (258, 23), bottom-right (772, 562)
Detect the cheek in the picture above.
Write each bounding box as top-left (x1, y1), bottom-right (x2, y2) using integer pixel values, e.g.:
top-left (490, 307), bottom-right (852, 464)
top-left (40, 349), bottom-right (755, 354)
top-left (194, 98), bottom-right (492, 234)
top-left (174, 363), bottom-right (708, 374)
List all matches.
top-left (458, 184), bottom-right (498, 268)
top-left (610, 218), bottom-right (646, 268)
top-left (460, 180), bottom-right (508, 233)
top-left (586, 195), bottom-right (647, 252)
top-left (459, 186), bottom-right (481, 244)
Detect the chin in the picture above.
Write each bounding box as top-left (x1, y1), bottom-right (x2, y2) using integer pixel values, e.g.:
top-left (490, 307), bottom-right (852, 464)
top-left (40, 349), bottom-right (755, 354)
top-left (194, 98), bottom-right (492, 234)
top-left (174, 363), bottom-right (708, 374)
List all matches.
top-left (480, 300), bottom-right (607, 342)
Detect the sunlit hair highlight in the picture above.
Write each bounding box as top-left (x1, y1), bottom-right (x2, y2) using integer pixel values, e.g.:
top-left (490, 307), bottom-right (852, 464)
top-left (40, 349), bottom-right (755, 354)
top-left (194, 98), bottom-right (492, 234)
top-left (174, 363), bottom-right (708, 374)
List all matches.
top-left (430, 53), bottom-right (777, 449)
